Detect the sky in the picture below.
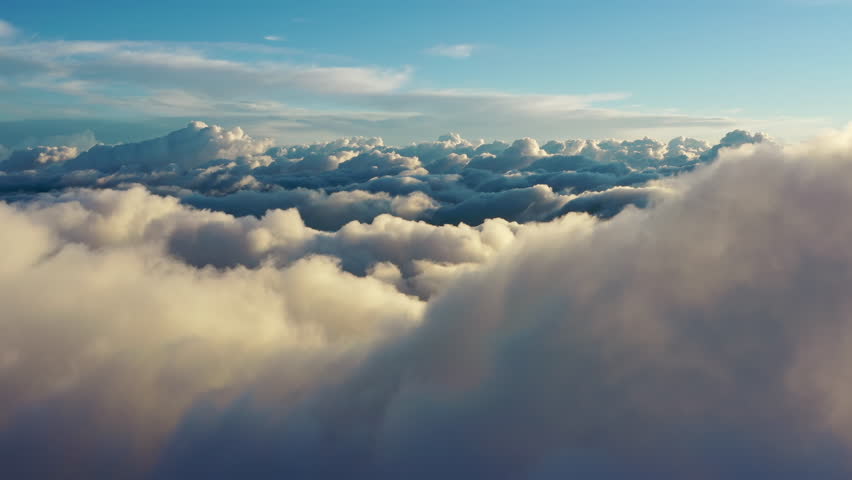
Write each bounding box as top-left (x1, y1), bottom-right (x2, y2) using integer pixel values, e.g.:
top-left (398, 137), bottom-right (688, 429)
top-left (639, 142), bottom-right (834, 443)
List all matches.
top-left (1, 0), bottom-right (851, 145)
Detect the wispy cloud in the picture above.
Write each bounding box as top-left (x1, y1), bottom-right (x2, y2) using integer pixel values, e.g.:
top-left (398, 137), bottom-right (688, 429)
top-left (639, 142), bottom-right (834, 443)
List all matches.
top-left (0, 35), bottom-right (809, 143)
top-left (0, 19), bottom-right (17, 39)
top-left (263, 35), bottom-right (285, 41)
top-left (425, 43), bottom-right (476, 58)
top-left (0, 40), bottom-right (411, 97)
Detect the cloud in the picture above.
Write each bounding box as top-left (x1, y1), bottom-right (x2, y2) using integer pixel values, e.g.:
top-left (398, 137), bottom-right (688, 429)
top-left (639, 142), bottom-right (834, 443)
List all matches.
top-left (425, 44), bottom-right (476, 58)
top-left (0, 196), bottom-right (426, 477)
top-left (14, 186), bottom-right (518, 299)
top-left (0, 33), bottom-right (758, 143)
top-left (4, 125), bottom-right (852, 477)
top-left (0, 145), bottom-right (80, 172)
top-left (0, 121), bottom-right (749, 231)
top-left (0, 40), bottom-right (411, 100)
top-left (343, 89), bottom-right (737, 143)
top-left (263, 35), bottom-right (285, 41)
top-left (158, 126), bottom-right (852, 478)
top-left (1, 121), bottom-right (763, 241)
top-left (65, 121), bottom-right (273, 172)
top-left (0, 19), bottom-right (16, 39)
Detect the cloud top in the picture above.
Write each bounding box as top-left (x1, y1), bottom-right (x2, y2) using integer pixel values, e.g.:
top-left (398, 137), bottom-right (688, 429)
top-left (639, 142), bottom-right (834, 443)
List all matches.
top-left (0, 121), bottom-right (756, 230)
top-left (4, 122), bottom-right (852, 477)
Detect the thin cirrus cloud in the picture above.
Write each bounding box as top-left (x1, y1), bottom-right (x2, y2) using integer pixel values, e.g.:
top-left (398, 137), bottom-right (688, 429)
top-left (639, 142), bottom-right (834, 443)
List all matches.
top-left (263, 35), bottom-right (285, 41)
top-left (0, 36), bottom-right (411, 108)
top-left (425, 43), bottom-right (476, 58)
top-left (2, 40), bottom-right (411, 96)
top-left (0, 19), bottom-right (763, 143)
top-left (0, 19), bottom-right (802, 144)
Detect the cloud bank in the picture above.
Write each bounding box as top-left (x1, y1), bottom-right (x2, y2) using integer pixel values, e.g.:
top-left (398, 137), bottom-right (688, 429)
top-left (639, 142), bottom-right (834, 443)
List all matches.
top-left (4, 122), bottom-right (852, 478)
top-left (1, 120), bottom-right (757, 230)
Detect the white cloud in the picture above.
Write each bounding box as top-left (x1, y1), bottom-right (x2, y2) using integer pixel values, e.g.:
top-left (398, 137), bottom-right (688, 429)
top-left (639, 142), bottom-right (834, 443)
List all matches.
top-left (0, 196), bottom-right (425, 475)
top-left (0, 35), bottom-right (786, 143)
top-left (65, 121), bottom-right (273, 171)
top-left (0, 120), bottom-right (758, 232)
top-left (0, 19), bottom-right (16, 39)
top-left (425, 43), bottom-right (476, 58)
top-left (4, 127), bottom-right (852, 475)
top-left (0, 40), bottom-right (411, 98)
top-left (263, 35), bottom-right (285, 41)
top-left (288, 66), bottom-right (413, 95)
top-left (0, 145), bottom-right (79, 171)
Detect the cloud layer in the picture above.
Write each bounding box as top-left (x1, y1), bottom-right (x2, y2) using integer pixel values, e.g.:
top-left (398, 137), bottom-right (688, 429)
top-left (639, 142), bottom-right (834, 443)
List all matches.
top-left (1, 120), bottom-right (761, 231)
top-left (4, 122), bottom-right (852, 478)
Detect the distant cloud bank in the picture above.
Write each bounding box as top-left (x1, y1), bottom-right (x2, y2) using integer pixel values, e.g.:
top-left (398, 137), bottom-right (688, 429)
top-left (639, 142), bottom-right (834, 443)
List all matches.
top-left (0, 121), bottom-right (761, 229)
top-left (3, 122), bottom-right (852, 478)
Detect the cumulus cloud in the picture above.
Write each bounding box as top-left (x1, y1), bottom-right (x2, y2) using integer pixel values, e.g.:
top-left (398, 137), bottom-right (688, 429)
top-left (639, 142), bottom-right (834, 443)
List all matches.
top-left (0, 145), bottom-right (79, 171)
top-left (158, 126), bottom-right (852, 478)
top-left (0, 121), bottom-right (743, 230)
top-left (425, 44), bottom-right (476, 58)
top-left (65, 121), bottom-right (273, 172)
top-left (0, 199), bottom-right (425, 477)
top-left (9, 121), bottom-right (852, 477)
top-left (16, 186), bottom-right (518, 299)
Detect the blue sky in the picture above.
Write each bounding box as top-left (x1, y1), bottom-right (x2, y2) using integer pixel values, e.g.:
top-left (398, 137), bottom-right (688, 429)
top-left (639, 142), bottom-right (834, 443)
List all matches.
top-left (1, 0), bottom-right (850, 144)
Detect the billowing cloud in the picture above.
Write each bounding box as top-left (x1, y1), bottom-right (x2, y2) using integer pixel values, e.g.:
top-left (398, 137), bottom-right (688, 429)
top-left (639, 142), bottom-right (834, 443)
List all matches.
top-left (0, 121), bottom-right (742, 229)
top-left (15, 186), bottom-right (518, 299)
top-left (65, 121), bottom-right (273, 172)
top-left (0, 145), bottom-right (79, 171)
top-left (0, 198), bottom-right (425, 477)
top-left (6, 122), bottom-right (852, 477)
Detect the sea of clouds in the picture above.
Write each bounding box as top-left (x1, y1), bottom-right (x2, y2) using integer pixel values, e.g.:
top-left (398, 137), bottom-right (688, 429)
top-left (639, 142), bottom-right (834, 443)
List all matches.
top-left (3, 122), bottom-right (852, 478)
